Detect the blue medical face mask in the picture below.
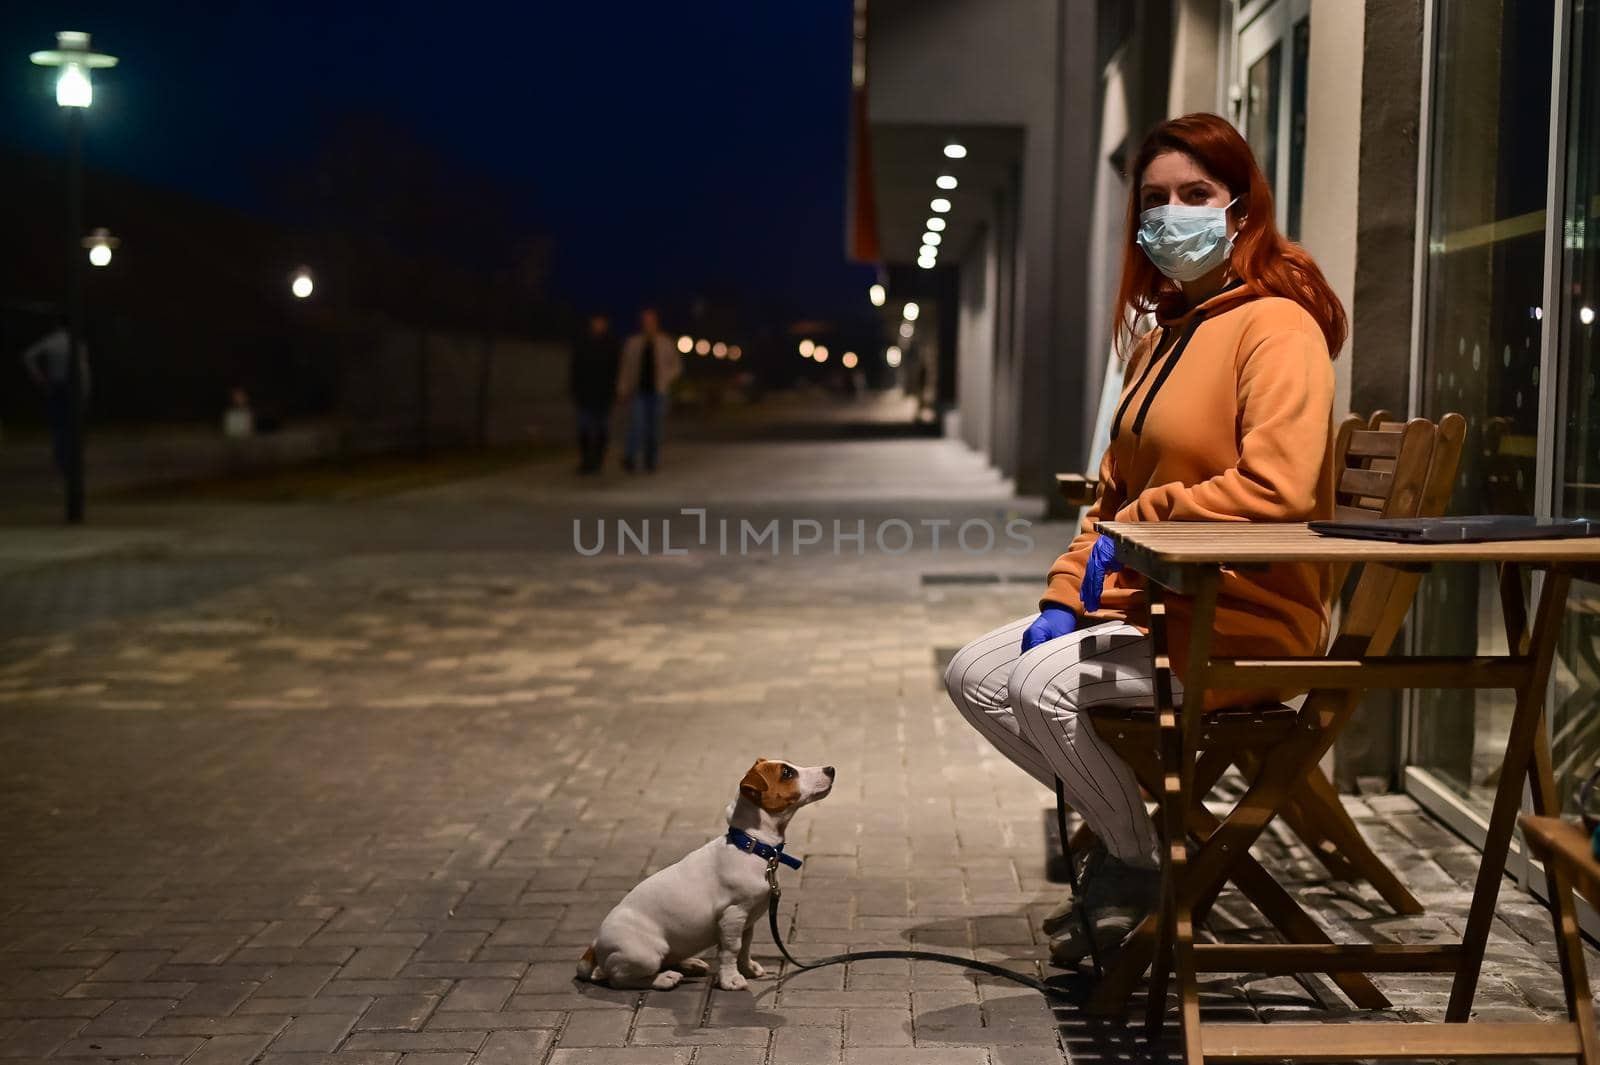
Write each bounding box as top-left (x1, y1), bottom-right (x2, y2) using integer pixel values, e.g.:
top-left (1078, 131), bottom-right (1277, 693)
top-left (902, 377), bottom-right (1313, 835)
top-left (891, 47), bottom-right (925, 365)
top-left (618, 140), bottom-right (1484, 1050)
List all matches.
top-left (1136, 196), bottom-right (1239, 282)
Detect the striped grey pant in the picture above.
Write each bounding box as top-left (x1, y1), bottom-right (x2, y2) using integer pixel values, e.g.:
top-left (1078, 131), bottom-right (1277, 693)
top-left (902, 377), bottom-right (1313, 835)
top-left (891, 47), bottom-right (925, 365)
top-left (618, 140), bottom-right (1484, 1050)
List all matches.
top-left (943, 615), bottom-right (1183, 869)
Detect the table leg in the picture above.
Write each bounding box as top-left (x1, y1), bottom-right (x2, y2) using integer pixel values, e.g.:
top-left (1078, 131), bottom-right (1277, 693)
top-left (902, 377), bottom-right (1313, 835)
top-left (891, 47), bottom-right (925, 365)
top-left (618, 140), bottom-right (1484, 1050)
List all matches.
top-left (1172, 569), bottom-right (1221, 1065)
top-left (1446, 567), bottom-right (1572, 1022)
top-left (1528, 677), bottom-right (1599, 1063)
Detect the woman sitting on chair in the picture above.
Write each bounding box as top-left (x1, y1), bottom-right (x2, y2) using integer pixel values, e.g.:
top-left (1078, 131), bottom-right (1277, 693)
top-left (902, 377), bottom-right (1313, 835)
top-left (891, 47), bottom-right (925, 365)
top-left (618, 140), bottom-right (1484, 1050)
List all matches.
top-left (944, 112), bottom-right (1346, 967)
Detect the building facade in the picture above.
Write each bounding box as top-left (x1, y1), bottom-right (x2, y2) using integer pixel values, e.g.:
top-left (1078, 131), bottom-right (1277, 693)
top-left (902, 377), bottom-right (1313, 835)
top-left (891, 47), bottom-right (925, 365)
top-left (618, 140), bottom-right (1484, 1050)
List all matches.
top-left (849, 0), bottom-right (1600, 875)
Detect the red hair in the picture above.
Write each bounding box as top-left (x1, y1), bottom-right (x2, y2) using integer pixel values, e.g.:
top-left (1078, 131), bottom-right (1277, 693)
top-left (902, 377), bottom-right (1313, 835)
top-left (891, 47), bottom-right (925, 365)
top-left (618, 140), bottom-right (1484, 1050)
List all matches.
top-left (1112, 112), bottom-right (1346, 359)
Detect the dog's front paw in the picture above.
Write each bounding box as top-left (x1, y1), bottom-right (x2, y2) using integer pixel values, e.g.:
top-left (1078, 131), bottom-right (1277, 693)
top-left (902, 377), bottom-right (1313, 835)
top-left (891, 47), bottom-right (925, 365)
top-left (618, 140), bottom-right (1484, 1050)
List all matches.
top-left (675, 956), bottom-right (710, 976)
top-left (738, 958), bottom-right (766, 979)
top-left (716, 970), bottom-right (748, 991)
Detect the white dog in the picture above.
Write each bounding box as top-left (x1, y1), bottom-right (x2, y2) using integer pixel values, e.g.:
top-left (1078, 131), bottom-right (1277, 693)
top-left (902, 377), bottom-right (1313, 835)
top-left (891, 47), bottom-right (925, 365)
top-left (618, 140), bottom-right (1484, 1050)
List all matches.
top-left (576, 758), bottom-right (834, 991)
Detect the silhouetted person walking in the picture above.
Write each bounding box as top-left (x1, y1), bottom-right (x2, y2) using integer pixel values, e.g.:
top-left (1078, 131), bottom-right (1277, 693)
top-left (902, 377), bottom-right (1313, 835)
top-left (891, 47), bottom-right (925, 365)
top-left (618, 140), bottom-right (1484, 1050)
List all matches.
top-left (616, 307), bottom-right (679, 473)
top-left (20, 324), bottom-right (89, 479)
top-left (570, 313), bottom-right (620, 475)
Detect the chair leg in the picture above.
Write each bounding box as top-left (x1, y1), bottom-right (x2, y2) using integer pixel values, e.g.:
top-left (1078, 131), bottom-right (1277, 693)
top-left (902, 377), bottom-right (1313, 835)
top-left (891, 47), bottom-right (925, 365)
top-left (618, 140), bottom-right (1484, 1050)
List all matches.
top-left (1122, 742), bottom-right (1391, 1010)
top-left (1186, 804), bottom-right (1391, 1010)
top-left (1291, 766), bottom-right (1424, 915)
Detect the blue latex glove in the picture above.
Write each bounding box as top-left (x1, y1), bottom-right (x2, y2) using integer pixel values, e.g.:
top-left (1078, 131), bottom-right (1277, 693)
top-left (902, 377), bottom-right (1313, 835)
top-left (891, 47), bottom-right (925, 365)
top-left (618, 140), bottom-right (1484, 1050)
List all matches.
top-left (1021, 607), bottom-right (1077, 653)
top-left (1080, 535), bottom-right (1124, 613)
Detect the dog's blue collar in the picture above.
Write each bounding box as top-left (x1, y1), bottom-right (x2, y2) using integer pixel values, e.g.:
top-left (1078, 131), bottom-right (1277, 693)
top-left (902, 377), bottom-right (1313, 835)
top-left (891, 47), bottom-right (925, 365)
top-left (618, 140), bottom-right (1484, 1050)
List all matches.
top-left (726, 827), bottom-right (802, 869)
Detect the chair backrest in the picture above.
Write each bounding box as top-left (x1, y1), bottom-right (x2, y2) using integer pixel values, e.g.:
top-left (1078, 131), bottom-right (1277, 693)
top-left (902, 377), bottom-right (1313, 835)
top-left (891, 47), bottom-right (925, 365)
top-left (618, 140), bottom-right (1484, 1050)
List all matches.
top-left (1326, 411), bottom-right (1467, 594)
top-left (1326, 411), bottom-right (1468, 657)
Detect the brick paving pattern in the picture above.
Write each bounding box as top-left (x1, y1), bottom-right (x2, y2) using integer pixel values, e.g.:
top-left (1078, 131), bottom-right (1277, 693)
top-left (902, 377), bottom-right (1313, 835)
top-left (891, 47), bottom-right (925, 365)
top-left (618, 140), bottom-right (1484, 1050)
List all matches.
top-left (1, 433), bottom-right (1595, 1064)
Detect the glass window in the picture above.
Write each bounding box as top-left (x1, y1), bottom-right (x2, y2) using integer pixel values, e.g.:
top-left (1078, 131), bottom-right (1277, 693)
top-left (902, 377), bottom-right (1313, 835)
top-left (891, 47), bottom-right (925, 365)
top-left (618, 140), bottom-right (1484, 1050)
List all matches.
top-left (1553, 0), bottom-right (1600, 815)
top-left (1411, 0), bottom-right (1555, 811)
top-left (1245, 43), bottom-right (1282, 201)
top-left (1287, 16), bottom-right (1309, 239)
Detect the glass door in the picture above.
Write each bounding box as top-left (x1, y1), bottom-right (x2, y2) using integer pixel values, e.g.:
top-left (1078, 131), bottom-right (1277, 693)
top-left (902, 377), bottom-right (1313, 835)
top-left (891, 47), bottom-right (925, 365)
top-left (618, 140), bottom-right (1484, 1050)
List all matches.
top-left (1233, 0), bottom-right (1311, 239)
top-left (1550, 0), bottom-right (1600, 817)
top-left (1408, 0), bottom-right (1556, 820)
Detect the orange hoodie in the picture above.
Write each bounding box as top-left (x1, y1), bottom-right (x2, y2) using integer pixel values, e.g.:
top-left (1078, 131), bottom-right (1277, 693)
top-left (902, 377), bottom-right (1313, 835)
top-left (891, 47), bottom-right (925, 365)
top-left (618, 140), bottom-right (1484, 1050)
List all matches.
top-left (1043, 285), bottom-right (1337, 709)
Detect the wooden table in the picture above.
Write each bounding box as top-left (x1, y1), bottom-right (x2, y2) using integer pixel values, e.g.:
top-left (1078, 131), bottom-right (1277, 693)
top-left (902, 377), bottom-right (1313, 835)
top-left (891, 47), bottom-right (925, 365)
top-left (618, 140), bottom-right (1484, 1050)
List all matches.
top-left (1092, 520), bottom-right (1600, 1063)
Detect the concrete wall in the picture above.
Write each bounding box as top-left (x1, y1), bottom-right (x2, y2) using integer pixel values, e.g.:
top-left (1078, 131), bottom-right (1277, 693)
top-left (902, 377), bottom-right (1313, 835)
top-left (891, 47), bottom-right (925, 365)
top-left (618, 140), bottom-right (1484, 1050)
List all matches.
top-left (956, 220), bottom-right (998, 456)
top-left (868, 0), bottom-right (1099, 504)
top-left (1299, 0), bottom-right (1366, 422)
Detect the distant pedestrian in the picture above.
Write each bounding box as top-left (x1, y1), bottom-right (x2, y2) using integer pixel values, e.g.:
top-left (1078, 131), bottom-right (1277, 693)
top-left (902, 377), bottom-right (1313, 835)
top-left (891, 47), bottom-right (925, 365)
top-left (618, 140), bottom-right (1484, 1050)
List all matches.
top-left (20, 324), bottom-right (89, 478)
top-left (615, 307), bottom-right (680, 473)
top-left (570, 313), bottom-right (620, 475)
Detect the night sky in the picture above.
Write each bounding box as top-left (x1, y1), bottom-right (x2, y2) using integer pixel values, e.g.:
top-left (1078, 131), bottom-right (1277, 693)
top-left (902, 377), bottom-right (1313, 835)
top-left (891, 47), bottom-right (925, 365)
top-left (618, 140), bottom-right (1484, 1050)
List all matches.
top-left (1, 2), bottom-right (875, 327)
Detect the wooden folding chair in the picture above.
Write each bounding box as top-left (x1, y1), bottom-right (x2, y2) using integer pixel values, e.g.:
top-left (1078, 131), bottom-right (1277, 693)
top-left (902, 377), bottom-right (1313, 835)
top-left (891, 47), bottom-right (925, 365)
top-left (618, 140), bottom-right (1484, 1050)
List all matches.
top-left (1079, 413), bottom-right (1467, 1022)
top-left (1058, 412), bottom-right (1460, 917)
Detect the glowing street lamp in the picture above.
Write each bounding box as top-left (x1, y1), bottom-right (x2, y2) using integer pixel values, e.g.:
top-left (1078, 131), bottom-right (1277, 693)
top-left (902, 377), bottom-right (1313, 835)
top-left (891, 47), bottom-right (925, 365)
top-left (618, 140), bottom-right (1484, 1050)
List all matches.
top-left (842, 351), bottom-right (858, 369)
top-left (677, 334), bottom-right (694, 354)
top-left (31, 32), bottom-right (117, 109)
top-left (902, 302), bottom-right (920, 322)
top-left (83, 227), bottom-right (118, 267)
top-left (885, 345), bottom-right (903, 368)
top-left (291, 267), bottom-right (315, 299)
top-left (869, 283), bottom-right (886, 307)
top-left (30, 31), bottom-right (118, 524)
top-left (798, 338), bottom-right (815, 357)
top-left (813, 345), bottom-right (829, 363)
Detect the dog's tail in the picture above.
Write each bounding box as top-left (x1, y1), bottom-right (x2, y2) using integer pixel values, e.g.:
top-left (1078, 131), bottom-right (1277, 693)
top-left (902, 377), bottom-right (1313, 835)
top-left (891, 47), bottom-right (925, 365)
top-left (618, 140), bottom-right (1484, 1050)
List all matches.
top-left (575, 944), bottom-right (598, 982)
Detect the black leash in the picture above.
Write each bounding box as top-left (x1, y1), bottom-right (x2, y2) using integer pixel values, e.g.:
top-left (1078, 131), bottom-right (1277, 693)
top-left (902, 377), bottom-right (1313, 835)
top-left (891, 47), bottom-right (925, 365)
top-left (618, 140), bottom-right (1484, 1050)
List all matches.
top-left (762, 780), bottom-right (1099, 997)
top-left (762, 859), bottom-right (1068, 995)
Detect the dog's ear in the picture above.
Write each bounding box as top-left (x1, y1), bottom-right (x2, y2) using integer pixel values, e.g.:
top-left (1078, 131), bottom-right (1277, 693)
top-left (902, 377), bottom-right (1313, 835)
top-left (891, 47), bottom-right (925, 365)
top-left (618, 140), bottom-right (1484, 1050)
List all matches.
top-left (739, 760), bottom-right (769, 803)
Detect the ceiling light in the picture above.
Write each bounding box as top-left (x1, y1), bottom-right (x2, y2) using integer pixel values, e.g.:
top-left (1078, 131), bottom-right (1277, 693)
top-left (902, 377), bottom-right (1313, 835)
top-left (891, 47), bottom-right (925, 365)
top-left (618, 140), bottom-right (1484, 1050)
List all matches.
top-left (902, 302), bottom-right (920, 321)
top-left (944, 143), bottom-right (967, 159)
top-left (917, 256), bottom-right (937, 270)
top-left (920, 244), bottom-right (938, 258)
top-left (936, 175), bottom-right (958, 190)
top-left (885, 345), bottom-right (903, 367)
top-left (926, 217), bottom-right (946, 232)
top-left (923, 232), bottom-right (941, 246)
top-left (931, 198), bottom-right (951, 213)
top-left (869, 283), bottom-right (885, 307)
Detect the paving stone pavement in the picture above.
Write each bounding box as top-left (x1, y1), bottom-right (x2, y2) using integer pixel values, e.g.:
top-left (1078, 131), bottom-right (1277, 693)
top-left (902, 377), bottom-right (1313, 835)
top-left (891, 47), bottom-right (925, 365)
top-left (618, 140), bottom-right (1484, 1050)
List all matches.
top-left (1, 432), bottom-right (1596, 1064)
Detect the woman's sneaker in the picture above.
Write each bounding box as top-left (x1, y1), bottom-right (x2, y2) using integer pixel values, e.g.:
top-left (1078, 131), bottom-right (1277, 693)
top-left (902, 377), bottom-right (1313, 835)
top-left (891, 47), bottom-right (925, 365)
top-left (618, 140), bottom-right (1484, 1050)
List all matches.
top-left (1041, 842), bottom-right (1106, 937)
top-left (1047, 853), bottom-right (1161, 967)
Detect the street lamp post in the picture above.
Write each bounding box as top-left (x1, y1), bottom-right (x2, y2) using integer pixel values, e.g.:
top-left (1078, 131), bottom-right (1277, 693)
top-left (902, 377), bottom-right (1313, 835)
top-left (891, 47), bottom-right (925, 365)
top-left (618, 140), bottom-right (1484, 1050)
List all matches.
top-left (31, 31), bottom-right (117, 524)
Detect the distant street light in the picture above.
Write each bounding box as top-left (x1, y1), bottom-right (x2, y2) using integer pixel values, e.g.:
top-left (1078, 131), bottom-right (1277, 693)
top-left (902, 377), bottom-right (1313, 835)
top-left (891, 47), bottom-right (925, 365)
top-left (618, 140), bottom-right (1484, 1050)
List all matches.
top-left (83, 227), bottom-right (118, 267)
top-left (729, 345), bottom-right (742, 361)
top-left (899, 322), bottom-right (914, 338)
top-left (798, 338), bottom-right (815, 357)
top-left (712, 342), bottom-right (728, 359)
top-left (842, 351), bottom-right (858, 369)
top-left (902, 302), bottom-right (920, 322)
top-left (694, 338), bottom-right (711, 355)
top-left (291, 267), bottom-right (315, 299)
top-left (813, 345), bottom-right (829, 363)
top-left (31, 31), bottom-right (118, 525)
top-left (869, 283), bottom-right (886, 307)
top-left (677, 334), bottom-right (694, 354)
top-left (885, 345), bottom-right (903, 368)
